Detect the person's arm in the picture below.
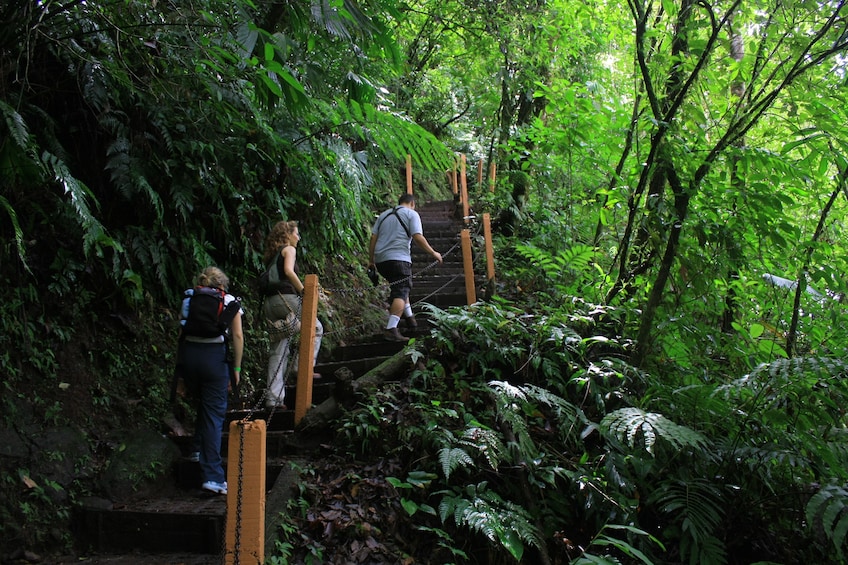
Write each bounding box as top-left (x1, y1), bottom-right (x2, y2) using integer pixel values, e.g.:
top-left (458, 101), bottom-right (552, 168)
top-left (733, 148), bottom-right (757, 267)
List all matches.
top-left (412, 233), bottom-right (442, 263)
top-left (230, 311), bottom-right (244, 386)
top-left (282, 246), bottom-right (304, 294)
top-left (368, 233), bottom-right (378, 267)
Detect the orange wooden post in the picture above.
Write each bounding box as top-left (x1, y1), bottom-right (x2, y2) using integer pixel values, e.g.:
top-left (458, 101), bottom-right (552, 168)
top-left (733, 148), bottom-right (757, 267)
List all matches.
top-left (449, 161), bottom-right (458, 195)
top-left (225, 419), bottom-right (266, 565)
top-left (483, 212), bottom-right (495, 283)
top-left (460, 154), bottom-right (469, 223)
top-left (488, 162), bottom-right (497, 193)
top-left (406, 154), bottom-right (413, 194)
top-left (294, 274), bottom-right (319, 425)
top-left (461, 229), bottom-right (476, 305)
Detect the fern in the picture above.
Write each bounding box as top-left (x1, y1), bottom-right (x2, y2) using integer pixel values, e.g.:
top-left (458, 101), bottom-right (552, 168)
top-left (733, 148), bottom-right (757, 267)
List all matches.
top-left (438, 482), bottom-right (543, 561)
top-left (43, 152), bottom-right (115, 258)
top-left (516, 242), bottom-right (598, 295)
top-left (438, 447), bottom-right (474, 480)
top-left (0, 195), bottom-right (29, 272)
top-left (0, 99), bottom-right (30, 149)
top-left (806, 483), bottom-right (848, 558)
top-left (647, 479), bottom-right (726, 565)
top-left (601, 407), bottom-right (709, 454)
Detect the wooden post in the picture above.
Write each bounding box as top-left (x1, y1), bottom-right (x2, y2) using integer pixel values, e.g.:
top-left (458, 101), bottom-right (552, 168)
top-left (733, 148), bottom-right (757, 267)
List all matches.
top-left (449, 161), bottom-right (458, 195)
top-left (406, 154), bottom-right (413, 195)
top-left (489, 161), bottom-right (497, 193)
top-left (294, 274), bottom-right (319, 425)
top-left (483, 213), bottom-right (495, 283)
top-left (461, 229), bottom-right (476, 305)
top-left (460, 154), bottom-right (469, 223)
top-left (225, 420), bottom-right (266, 565)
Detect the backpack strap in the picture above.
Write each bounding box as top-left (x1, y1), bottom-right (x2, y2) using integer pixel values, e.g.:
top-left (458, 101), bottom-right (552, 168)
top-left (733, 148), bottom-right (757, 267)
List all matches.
top-left (218, 298), bottom-right (241, 335)
top-left (376, 206), bottom-right (411, 238)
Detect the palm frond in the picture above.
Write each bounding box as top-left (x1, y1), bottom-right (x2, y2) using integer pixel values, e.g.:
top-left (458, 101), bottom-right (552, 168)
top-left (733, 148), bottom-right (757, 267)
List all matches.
top-left (333, 99), bottom-right (454, 171)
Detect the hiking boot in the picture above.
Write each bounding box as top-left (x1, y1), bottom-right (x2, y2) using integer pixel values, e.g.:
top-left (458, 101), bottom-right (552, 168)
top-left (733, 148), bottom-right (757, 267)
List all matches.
top-left (202, 481), bottom-right (228, 495)
top-left (383, 328), bottom-right (410, 342)
top-left (404, 315), bottom-right (418, 328)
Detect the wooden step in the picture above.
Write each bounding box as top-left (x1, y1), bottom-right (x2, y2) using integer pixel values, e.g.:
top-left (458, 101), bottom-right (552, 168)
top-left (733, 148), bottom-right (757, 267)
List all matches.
top-left (73, 200), bottom-right (482, 558)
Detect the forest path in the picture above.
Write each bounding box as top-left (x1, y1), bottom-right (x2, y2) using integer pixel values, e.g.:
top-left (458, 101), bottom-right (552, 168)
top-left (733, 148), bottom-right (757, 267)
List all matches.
top-left (74, 199), bottom-right (481, 564)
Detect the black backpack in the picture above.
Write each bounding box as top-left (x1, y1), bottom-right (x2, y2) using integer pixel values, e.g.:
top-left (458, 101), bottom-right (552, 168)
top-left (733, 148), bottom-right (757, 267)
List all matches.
top-left (182, 286), bottom-right (241, 339)
top-left (258, 249), bottom-right (284, 294)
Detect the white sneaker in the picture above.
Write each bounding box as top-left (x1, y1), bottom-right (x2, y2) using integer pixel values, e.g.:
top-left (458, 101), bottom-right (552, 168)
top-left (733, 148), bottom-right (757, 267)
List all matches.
top-left (202, 481), bottom-right (227, 495)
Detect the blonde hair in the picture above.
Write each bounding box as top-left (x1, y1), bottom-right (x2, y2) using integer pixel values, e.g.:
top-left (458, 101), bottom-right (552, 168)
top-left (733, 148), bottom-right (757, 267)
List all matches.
top-left (263, 220), bottom-right (298, 263)
top-left (197, 266), bottom-right (229, 290)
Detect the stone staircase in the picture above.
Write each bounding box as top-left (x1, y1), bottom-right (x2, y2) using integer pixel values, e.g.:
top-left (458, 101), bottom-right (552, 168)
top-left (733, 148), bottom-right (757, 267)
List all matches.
top-left (75, 199), bottom-right (480, 561)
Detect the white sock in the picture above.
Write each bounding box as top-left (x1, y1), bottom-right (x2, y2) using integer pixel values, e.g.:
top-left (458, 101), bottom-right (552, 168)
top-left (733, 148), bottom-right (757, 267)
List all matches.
top-left (386, 314), bottom-right (401, 329)
top-left (403, 305), bottom-right (414, 318)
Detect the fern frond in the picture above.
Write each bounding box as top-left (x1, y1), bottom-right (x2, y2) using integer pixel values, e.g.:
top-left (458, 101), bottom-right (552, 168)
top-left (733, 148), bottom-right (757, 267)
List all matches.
top-left (457, 427), bottom-right (507, 471)
top-left (555, 243), bottom-right (596, 274)
top-left (43, 151), bottom-right (110, 257)
top-left (601, 407), bottom-right (709, 454)
top-left (521, 383), bottom-right (585, 425)
top-left (438, 447), bottom-right (474, 480)
top-left (0, 195), bottom-right (29, 272)
top-left (0, 100), bottom-right (30, 149)
top-left (719, 357), bottom-right (848, 401)
top-left (806, 483), bottom-right (848, 558)
top-left (438, 483), bottom-right (543, 561)
top-left (648, 479), bottom-right (724, 541)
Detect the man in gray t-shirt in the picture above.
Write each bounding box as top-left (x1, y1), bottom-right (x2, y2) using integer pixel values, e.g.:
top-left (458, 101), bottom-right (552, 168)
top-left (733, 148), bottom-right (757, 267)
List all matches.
top-left (368, 194), bottom-right (442, 341)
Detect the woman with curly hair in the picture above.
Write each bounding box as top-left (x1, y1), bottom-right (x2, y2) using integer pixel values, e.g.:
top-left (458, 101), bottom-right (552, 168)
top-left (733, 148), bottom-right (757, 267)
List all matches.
top-left (261, 220), bottom-right (323, 409)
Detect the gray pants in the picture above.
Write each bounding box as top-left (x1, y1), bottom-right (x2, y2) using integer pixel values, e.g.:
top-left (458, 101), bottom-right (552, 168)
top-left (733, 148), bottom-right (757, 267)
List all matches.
top-left (263, 293), bottom-right (323, 407)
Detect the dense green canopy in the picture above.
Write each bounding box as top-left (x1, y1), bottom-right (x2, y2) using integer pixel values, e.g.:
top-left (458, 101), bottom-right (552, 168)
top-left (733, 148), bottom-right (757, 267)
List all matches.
top-left (4, 0), bottom-right (848, 562)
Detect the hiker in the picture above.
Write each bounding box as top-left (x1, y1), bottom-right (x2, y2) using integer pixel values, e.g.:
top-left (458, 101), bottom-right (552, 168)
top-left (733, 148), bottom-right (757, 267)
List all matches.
top-left (369, 194), bottom-right (442, 342)
top-left (261, 220), bottom-right (323, 409)
top-left (178, 266), bottom-right (243, 496)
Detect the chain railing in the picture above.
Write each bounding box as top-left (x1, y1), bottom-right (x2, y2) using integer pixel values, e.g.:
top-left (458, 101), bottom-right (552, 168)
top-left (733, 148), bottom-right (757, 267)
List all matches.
top-left (224, 208), bottom-right (493, 563)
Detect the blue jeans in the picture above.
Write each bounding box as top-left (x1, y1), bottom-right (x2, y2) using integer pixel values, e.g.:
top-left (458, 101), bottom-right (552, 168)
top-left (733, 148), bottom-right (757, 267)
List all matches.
top-left (180, 341), bottom-right (229, 484)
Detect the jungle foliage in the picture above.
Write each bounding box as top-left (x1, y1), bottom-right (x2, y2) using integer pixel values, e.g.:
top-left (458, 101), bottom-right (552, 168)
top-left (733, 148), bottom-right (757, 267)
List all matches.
top-left (3, 0), bottom-right (848, 563)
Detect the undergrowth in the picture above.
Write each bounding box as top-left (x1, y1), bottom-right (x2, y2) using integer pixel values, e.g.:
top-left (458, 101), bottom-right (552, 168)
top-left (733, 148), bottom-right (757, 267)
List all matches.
top-left (323, 295), bottom-right (848, 564)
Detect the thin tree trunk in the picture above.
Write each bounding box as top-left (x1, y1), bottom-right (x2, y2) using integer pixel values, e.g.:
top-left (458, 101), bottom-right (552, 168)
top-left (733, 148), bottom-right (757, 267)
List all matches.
top-left (786, 164), bottom-right (847, 355)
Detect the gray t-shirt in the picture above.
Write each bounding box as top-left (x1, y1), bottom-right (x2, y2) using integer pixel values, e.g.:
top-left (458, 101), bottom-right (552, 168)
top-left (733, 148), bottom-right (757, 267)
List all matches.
top-left (371, 206), bottom-right (423, 263)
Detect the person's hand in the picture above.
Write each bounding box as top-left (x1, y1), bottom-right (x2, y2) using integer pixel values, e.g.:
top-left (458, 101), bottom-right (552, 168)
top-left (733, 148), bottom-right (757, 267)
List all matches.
top-left (433, 251), bottom-right (443, 264)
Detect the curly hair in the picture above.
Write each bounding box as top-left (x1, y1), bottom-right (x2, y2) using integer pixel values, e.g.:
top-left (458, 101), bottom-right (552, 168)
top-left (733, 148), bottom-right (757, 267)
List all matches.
top-left (197, 266), bottom-right (229, 290)
top-left (263, 220), bottom-right (299, 263)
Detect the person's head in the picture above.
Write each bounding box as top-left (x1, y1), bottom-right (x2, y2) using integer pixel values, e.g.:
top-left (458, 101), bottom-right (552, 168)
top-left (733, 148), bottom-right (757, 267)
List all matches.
top-left (197, 266), bottom-right (229, 291)
top-left (264, 220), bottom-right (300, 261)
top-left (397, 194), bottom-right (416, 208)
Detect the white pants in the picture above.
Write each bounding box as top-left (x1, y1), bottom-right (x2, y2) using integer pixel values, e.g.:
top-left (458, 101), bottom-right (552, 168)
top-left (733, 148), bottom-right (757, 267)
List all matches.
top-left (264, 293), bottom-right (323, 407)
